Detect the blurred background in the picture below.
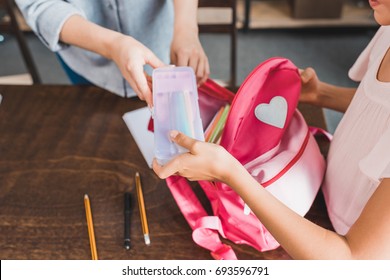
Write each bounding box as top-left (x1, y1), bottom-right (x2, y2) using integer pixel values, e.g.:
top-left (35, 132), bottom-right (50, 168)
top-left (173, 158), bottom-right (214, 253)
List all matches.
top-left (0, 0), bottom-right (379, 132)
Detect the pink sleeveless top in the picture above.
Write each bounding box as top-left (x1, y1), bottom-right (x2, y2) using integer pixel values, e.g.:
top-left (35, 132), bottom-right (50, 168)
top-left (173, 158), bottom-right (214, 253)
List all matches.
top-left (322, 26), bottom-right (390, 235)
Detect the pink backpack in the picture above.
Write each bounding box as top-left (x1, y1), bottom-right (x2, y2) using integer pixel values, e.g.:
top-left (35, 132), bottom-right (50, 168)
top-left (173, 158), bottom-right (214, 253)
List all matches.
top-left (165, 57), bottom-right (326, 259)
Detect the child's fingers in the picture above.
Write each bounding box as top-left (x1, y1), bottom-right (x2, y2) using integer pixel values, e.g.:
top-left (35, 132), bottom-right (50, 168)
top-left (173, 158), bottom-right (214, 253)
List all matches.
top-left (170, 130), bottom-right (198, 151)
top-left (152, 158), bottom-right (177, 179)
top-left (300, 67), bottom-right (316, 83)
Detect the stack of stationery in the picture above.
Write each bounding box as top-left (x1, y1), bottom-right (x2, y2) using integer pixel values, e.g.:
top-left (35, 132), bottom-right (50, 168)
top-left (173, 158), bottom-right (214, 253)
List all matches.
top-left (204, 104), bottom-right (230, 144)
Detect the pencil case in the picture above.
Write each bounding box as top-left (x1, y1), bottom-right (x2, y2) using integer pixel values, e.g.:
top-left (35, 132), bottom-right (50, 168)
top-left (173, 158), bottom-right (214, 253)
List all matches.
top-left (152, 66), bottom-right (204, 165)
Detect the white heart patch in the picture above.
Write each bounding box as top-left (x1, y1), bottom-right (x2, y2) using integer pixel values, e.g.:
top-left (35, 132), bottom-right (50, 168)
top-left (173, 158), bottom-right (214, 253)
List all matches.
top-left (254, 96), bottom-right (287, 129)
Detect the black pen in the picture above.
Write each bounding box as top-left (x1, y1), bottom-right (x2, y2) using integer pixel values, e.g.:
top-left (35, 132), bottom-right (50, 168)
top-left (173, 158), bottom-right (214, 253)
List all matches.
top-left (124, 192), bottom-right (131, 250)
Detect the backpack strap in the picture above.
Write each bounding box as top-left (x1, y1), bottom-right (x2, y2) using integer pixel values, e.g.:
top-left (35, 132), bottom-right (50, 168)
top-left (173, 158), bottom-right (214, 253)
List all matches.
top-left (193, 216), bottom-right (238, 260)
top-left (166, 176), bottom-right (238, 260)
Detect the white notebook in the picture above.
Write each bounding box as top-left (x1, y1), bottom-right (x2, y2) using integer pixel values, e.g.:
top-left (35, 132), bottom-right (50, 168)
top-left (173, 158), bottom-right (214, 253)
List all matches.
top-left (122, 107), bottom-right (154, 168)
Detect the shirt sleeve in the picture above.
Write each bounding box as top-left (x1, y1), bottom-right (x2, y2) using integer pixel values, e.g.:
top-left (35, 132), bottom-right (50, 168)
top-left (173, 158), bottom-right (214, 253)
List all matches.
top-left (359, 127), bottom-right (390, 182)
top-left (348, 27), bottom-right (384, 82)
top-left (15, 0), bottom-right (86, 52)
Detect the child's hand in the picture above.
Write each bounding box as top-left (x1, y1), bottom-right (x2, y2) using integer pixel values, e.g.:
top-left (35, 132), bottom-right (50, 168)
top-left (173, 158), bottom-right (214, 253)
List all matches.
top-left (299, 67), bottom-right (321, 106)
top-left (170, 28), bottom-right (210, 87)
top-left (153, 131), bottom-right (237, 183)
top-left (110, 34), bottom-right (165, 106)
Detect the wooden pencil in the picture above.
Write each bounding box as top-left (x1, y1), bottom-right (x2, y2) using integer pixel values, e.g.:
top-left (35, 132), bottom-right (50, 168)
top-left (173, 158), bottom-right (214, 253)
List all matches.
top-left (84, 194), bottom-right (98, 260)
top-left (135, 172), bottom-right (150, 245)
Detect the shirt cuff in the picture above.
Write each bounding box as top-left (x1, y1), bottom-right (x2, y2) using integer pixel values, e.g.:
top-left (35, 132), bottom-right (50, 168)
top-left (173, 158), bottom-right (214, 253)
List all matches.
top-left (31, 2), bottom-right (86, 51)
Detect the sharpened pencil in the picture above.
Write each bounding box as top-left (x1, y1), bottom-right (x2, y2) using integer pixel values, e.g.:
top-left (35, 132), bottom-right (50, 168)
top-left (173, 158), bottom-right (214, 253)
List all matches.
top-left (135, 172), bottom-right (150, 245)
top-left (84, 194), bottom-right (98, 260)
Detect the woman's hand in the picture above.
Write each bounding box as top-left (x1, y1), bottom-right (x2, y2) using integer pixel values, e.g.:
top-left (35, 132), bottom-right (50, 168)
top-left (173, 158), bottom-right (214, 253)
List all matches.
top-left (153, 131), bottom-right (239, 183)
top-left (110, 34), bottom-right (165, 106)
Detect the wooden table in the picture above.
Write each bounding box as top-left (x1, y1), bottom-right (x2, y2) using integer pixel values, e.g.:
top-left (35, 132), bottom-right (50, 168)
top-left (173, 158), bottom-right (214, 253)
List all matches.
top-left (0, 85), bottom-right (332, 260)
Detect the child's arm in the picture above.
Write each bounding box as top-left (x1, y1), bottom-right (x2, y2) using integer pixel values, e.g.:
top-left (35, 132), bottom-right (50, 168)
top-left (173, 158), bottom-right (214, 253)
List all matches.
top-left (59, 15), bottom-right (164, 105)
top-left (300, 67), bottom-right (356, 113)
top-left (171, 0), bottom-right (210, 86)
top-left (153, 131), bottom-right (390, 259)
top-left (231, 166), bottom-right (390, 259)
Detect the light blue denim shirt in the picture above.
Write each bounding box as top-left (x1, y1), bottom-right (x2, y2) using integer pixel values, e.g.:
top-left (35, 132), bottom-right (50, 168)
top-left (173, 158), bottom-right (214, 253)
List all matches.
top-left (16, 0), bottom-right (174, 97)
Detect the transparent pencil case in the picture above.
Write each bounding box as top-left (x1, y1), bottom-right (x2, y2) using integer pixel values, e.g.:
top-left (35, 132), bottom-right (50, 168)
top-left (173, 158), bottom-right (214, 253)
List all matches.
top-left (152, 66), bottom-right (204, 165)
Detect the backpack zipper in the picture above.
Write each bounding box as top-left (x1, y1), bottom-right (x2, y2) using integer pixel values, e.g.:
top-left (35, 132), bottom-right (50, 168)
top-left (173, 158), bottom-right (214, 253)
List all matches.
top-left (261, 128), bottom-right (310, 187)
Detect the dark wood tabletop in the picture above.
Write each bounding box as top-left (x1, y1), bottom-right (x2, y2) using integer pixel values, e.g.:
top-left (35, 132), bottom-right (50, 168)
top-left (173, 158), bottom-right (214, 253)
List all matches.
top-left (0, 84), bottom-right (332, 260)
